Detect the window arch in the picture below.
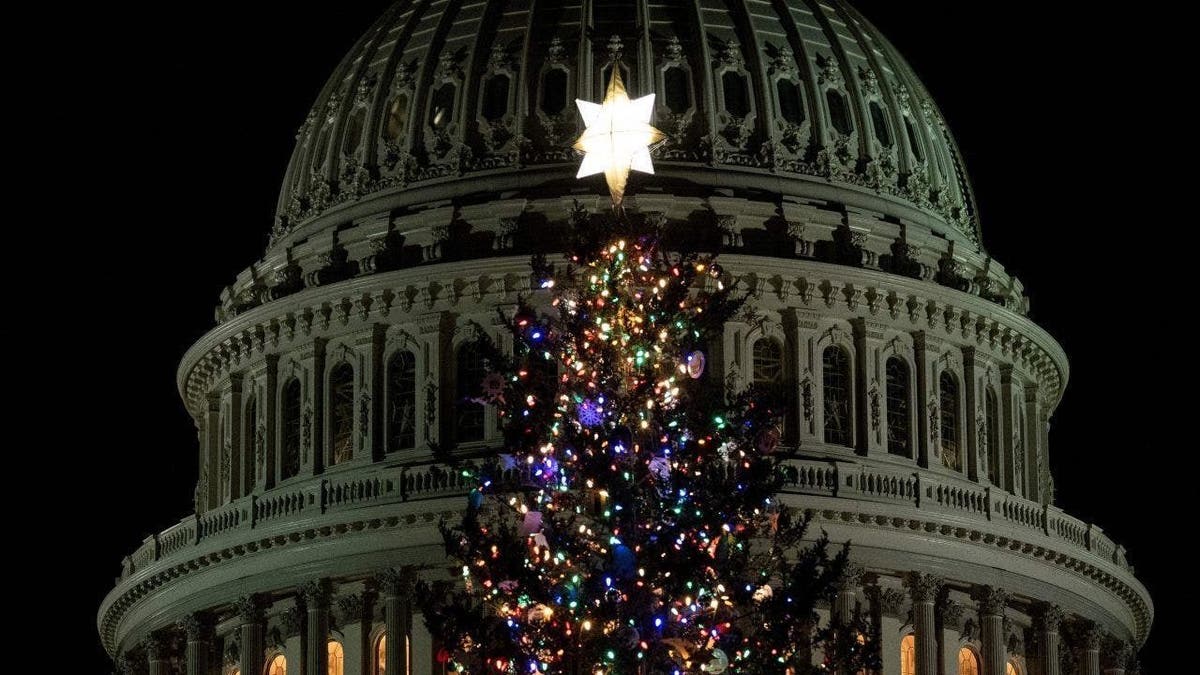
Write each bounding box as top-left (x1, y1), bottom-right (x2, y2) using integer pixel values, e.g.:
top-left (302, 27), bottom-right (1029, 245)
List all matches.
top-left (481, 74), bottom-right (510, 121)
top-left (722, 71), bottom-right (751, 117)
top-left (885, 356), bottom-right (911, 456)
top-left (900, 634), bottom-right (915, 675)
top-left (243, 393), bottom-right (258, 494)
top-left (384, 93), bottom-right (410, 141)
top-left (822, 346), bottom-right (851, 446)
top-left (985, 387), bottom-right (1000, 486)
top-left (869, 101), bottom-right (892, 147)
top-left (281, 378), bottom-right (302, 481)
top-left (267, 654), bottom-right (287, 675)
top-left (375, 633), bottom-right (387, 675)
top-left (456, 343), bottom-right (487, 443)
top-left (752, 338), bottom-right (783, 386)
top-left (958, 647), bottom-right (980, 675)
top-left (329, 363), bottom-right (355, 466)
top-left (388, 351), bottom-right (417, 452)
top-left (826, 90), bottom-right (852, 135)
top-left (328, 641), bottom-right (345, 675)
top-left (939, 371), bottom-right (960, 472)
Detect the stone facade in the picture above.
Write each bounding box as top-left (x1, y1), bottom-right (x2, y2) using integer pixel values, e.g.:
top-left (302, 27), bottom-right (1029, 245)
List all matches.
top-left (98, 2), bottom-right (1151, 674)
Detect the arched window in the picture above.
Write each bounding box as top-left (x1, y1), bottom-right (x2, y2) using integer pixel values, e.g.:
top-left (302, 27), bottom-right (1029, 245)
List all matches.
top-left (823, 346), bottom-right (851, 446)
top-left (900, 634), bottom-right (915, 675)
top-left (985, 387), bottom-right (1000, 486)
top-left (885, 357), bottom-right (911, 456)
top-left (958, 647), bottom-right (980, 675)
top-left (388, 351), bottom-right (417, 452)
top-left (664, 67), bottom-right (690, 114)
top-left (375, 633), bottom-right (387, 675)
top-left (329, 363), bottom-right (355, 466)
top-left (281, 378), bottom-right (302, 481)
top-left (342, 109), bottom-right (365, 155)
top-left (939, 372), bottom-right (960, 471)
top-left (905, 116), bottom-right (924, 162)
top-left (244, 394), bottom-right (258, 494)
top-left (752, 339), bottom-right (783, 386)
top-left (311, 127), bottom-right (330, 173)
top-left (1006, 661), bottom-right (1020, 675)
top-left (826, 90), bottom-right (852, 135)
top-left (870, 101), bottom-right (892, 147)
top-left (481, 74), bottom-right (510, 121)
top-left (722, 71), bottom-right (751, 117)
top-left (268, 654), bottom-right (287, 675)
top-left (328, 641), bottom-right (345, 675)
top-left (540, 69), bottom-right (568, 115)
top-left (456, 343), bottom-right (486, 443)
top-left (777, 79), bottom-right (805, 125)
top-left (430, 83), bottom-right (457, 129)
top-left (384, 93), bottom-right (410, 141)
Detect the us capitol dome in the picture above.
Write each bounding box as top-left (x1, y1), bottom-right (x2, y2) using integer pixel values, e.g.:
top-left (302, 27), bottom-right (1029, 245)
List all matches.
top-left (98, 2), bottom-right (1151, 674)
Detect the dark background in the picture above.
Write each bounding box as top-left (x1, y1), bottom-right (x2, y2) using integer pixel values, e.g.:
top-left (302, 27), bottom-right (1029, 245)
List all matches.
top-left (59, 3), bottom-right (1176, 671)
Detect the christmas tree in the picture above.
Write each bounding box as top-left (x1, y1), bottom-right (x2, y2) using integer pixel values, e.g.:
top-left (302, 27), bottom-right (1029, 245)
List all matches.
top-left (419, 210), bottom-right (877, 675)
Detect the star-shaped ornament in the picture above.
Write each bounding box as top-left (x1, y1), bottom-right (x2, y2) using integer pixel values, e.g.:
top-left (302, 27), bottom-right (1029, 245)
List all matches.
top-left (573, 67), bottom-right (665, 208)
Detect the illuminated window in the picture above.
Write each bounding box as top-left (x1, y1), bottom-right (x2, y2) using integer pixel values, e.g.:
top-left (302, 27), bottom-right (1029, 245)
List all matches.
top-left (455, 344), bottom-right (487, 443)
top-left (870, 101), bottom-right (892, 147)
top-left (822, 346), bottom-right (851, 446)
top-left (231, 669), bottom-right (240, 675)
top-left (481, 74), bottom-right (510, 121)
top-left (752, 339), bottom-right (783, 385)
top-left (375, 633), bottom-right (387, 675)
top-left (430, 83), bottom-right (457, 129)
top-left (958, 647), bottom-right (979, 675)
top-left (900, 634), bottom-right (915, 675)
top-left (722, 71), bottom-right (751, 117)
top-left (939, 372), bottom-right (960, 471)
top-left (268, 654), bottom-right (287, 675)
top-left (328, 641), bottom-right (344, 675)
top-left (329, 363), bottom-right (355, 466)
top-left (886, 357), bottom-right (911, 456)
top-left (384, 93), bottom-right (410, 141)
top-left (1006, 661), bottom-right (1020, 675)
top-left (387, 351), bottom-right (417, 452)
top-left (281, 378), bottom-right (302, 481)
top-left (827, 89), bottom-right (852, 135)
top-left (985, 387), bottom-right (1000, 485)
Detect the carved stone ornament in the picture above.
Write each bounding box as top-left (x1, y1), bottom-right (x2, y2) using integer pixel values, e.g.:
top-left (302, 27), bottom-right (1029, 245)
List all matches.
top-left (280, 605), bottom-right (304, 637)
top-left (236, 594), bottom-right (265, 623)
top-left (904, 572), bottom-right (944, 602)
top-left (337, 592), bottom-right (365, 623)
top-left (836, 562), bottom-right (864, 592)
top-left (300, 578), bottom-right (332, 608)
top-left (870, 586), bottom-right (907, 615)
top-left (939, 598), bottom-right (965, 629)
top-left (972, 585), bottom-right (1009, 616)
top-left (1035, 603), bottom-right (1064, 633)
top-left (179, 613), bottom-right (212, 641)
top-left (376, 566), bottom-right (417, 597)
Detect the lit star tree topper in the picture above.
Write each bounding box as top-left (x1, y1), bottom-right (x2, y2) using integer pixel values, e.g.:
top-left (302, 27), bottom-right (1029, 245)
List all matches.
top-left (573, 67), bottom-right (666, 208)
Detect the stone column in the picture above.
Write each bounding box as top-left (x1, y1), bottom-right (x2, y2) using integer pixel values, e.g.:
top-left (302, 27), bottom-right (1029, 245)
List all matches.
top-left (1102, 639), bottom-right (1132, 675)
top-left (180, 614), bottom-right (213, 675)
top-left (378, 568), bottom-right (415, 675)
top-left (237, 595), bottom-right (267, 675)
top-left (1081, 626), bottom-right (1103, 675)
top-left (145, 633), bottom-right (173, 675)
top-left (905, 573), bottom-right (943, 675)
top-left (974, 586), bottom-right (1008, 675)
top-left (834, 563), bottom-right (863, 622)
top-left (205, 395), bottom-right (221, 509)
top-left (1032, 603), bottom-right (1063, 675)
top-left (302, 579), bottom-right (332, 675)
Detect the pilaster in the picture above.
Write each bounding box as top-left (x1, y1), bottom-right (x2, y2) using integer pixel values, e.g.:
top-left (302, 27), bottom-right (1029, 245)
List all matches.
top-left (973, 586), bottom-right (1009, 675)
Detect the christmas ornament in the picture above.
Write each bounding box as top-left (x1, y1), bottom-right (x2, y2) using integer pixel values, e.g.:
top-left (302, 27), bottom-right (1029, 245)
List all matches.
top-left (467, 487), bottom-right (484, 511)
top-left (573, 67), bottom-right (665, 208)
top-left (520, 510), bottom-right (543, 536)
top-left (526, 603), bottom-right (554, 624)
top-left (755, 424), bottom-right (782, 454)
top-left (685, 350), bottom-right (706, 379)
top-left (701, 648), bottom-right (729, 673)
top-left (752, 584), bottom-right (774, 603)
top-left (648, 456), bottom-right (671, 482)
top-left (480, 372), bottom-right (506, 400)
top-left (578, 398), bottom-right (604, 427)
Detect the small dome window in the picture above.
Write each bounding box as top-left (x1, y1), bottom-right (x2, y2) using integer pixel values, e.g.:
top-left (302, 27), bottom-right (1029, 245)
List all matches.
top-left (722, 71), bottom-right (751, 117)
top-left (776, 79), bottom-right (805, 125)
top-left (384, 93), bottom-right (410, 141)
top-left (540, 69), bottom-right (568, 115)
top-left (870, 101), bottom-right (892, 147)
top-left (664, 67), bottom-right (690, 114)
top-left (430, 83), bottom-right (457, 129)
top-left (904, 116), bottom-right (923, 162)
top-left (826, 89), bottom-right (852, 135)
top-left (481, 74), bottom-right (510, 121)
top-left (342, 109), bottom-right (365, 154)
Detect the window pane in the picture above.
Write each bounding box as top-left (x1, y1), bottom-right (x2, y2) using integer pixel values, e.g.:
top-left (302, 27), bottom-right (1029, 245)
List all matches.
top-left (777, 79), bottom-right (805, 125)
top-left (328, 641), bottom-right (344, 675)
top-left (958, 648), bottom-right (979, 675)
top-left (939, 372), bottom-right (960, 472)
top-left (722, 71), bottom-right (751, 117)
top-left (900, 635), bottom-right (916, 675)
top-left (870, 101), bottom-right (892, 147)
top-left (823, 346), bottom-right (851, 445)
top-left (664, 67), bottom-right (690, 113)
top-left (456, 345), bottom-right (486, 443)
top-left (282, 379), bottom-right (302, 480)
top-left (376, 634), bottom-right (387, 675)
top-left (330, 363), bottom-right (355, 465)
top-left (269, 655), bottom-right (287, 675)
top-left (388, 352), bottom-right (417, 451)
top-left (752, 339), bottom-right (783, 385)
top-left (885, 357), bottom-right (911, 456)
top-left (385, 94), bottom-right (409, 141)
top-left (541, 69), bottom-right (568, 115)
top-left (430, 83), bottom-right (457, 129)
top-left (826, 89), bottom-right (852, 135)
top-left (482, 74), bottom-right (510, 121)
top-left (343, 109), bottom-right (365, 154)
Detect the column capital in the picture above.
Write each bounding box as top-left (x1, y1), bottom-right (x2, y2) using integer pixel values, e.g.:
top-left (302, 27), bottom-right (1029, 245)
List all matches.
top-left (835, 562), bottom-right (865, 592)
top-left (236, 594), bottom-right (267, 623)
top-left (1082, 624), bottom-right (1105, 650)
top-left (866, 584), bottom-right (907, 616)
top-left (971, 585), bottom-right (1009, 616)
top-left (281, 604), bottom-right (305, 638)
top-left (1034, 603), bottom-right (1064, 633)
top-left (376, 566), bottom-right (418, 598)
top-left (336, 592), bottom-right (366, 624)
top-left (938, 596), bottom-right (965, 629)
top-left (300, 578), bottom-right (332, 608)
top-left (178, 613), bottom-right (213, 641)
top-left (905, 572), bottom-right (944, 602)
top-left (1102, 638), bottom-right (1133, 670)
top-left (143, 632), bottom-right (174, 661)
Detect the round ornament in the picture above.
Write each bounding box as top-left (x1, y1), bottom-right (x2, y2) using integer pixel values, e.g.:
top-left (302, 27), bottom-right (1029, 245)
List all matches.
top-left (701, 648), bottom-right (729, 674)
top-left (755, 425), bottom-right (782, 455)
top-left (685, 351), bottom-right (706, 379)
top-left (480, 372), bottom-right (505, 399)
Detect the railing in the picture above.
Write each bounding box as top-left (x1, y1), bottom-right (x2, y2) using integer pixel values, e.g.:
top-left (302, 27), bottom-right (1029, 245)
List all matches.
top-left (118, 456), bottom-right (1137, 584)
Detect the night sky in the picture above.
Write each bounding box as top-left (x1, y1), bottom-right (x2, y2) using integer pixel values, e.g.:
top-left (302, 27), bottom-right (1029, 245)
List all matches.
top-left (69, 3), bottom-right (1173, 671)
